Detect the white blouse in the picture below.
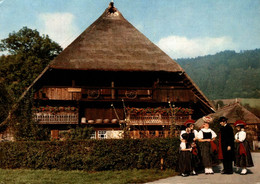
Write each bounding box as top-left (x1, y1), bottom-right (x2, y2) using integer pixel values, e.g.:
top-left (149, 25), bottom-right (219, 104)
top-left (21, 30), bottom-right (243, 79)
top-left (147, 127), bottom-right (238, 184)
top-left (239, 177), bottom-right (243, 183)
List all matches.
top-left (198, 128), bottom-right (217, 139)
top-left (234, 130), bottom-right (246, 142)
top-left (180, 130), bottom-right (199, 140)
top-left (180, 142), bottom-right (186, 150)
top-left (194, 130), bottom-right (199, 138)
top-left (180, 130), bottom-right (186, 140)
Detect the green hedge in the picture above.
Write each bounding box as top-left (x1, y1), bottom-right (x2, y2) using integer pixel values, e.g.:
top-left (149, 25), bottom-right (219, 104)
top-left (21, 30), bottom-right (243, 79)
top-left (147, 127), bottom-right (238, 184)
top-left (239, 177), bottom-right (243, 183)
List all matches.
top-left (0, 138), bottom-right (180, 171)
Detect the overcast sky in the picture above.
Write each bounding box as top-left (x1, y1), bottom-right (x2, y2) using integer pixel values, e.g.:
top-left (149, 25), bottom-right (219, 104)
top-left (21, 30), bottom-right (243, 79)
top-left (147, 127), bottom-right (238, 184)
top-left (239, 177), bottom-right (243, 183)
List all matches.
top-left (0, 0), bottom-right (260, 59)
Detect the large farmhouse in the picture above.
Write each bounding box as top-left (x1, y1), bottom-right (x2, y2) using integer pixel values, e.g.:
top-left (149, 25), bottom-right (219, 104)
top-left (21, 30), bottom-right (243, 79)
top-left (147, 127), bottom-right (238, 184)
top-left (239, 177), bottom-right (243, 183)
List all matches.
top-left (29, 2), bottom-right (214, 139)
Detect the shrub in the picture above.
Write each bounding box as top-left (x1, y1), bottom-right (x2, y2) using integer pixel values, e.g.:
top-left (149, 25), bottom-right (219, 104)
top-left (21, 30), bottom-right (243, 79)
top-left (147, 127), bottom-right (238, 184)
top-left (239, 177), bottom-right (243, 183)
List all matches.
top-left (61, 126), bottom-right (94, 141)
top-left (0, 138), bottom-right (180, 171)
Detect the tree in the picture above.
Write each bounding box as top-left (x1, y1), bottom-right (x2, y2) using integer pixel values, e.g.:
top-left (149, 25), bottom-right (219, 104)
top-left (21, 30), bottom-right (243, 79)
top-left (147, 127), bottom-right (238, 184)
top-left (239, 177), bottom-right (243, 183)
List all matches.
top-left (0, 27), bottom-right (62, 99)
top-left (0, 26), bottom-right (61, 58)
top-left (0, 27), bottom-right (62, 140)
top-left (215, 100), bottom-right (224, 110)
top-left (177, 49), bottom-right (260, 99)
top-left (0, 83), bottom-right (12, 124)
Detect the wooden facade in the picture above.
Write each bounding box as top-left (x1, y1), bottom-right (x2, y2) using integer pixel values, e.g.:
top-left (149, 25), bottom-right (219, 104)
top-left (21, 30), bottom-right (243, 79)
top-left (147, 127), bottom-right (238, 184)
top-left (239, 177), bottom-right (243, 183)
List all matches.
top-left (33, 70), bottom-right (211, 139)
top-left (30, 2), bottom-right (214, 139)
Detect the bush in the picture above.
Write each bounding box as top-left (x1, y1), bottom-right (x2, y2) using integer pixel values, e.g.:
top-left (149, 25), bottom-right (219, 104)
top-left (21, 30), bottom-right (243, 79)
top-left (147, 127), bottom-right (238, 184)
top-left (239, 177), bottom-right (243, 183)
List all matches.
top-left (61, 126), bottom-right (94, 141)
top-left (0, 138), bottom-right (180, 171)
top-left (10, 91), bottom-right (50, 141)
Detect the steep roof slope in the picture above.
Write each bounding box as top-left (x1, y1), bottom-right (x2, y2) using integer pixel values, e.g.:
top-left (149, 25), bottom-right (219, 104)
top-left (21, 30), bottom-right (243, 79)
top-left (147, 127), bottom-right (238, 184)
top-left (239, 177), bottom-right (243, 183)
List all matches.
top-left (195, 102), bottom-right (260, 128)
top-left (49, 3), bottom-right (183, 72)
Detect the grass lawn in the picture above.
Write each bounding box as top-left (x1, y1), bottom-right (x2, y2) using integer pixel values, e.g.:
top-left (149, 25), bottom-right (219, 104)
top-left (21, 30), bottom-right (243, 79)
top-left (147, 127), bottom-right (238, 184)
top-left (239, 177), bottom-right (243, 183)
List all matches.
top-left (0, 169), bottom-right (177, 184)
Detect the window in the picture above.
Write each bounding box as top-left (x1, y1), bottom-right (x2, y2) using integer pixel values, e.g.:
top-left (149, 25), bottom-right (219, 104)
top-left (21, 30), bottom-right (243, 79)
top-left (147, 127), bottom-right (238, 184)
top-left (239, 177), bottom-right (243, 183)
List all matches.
top-left (98, 130), bottom-right (107, 139)
top-left (90, 131), bottom-right (96, 139)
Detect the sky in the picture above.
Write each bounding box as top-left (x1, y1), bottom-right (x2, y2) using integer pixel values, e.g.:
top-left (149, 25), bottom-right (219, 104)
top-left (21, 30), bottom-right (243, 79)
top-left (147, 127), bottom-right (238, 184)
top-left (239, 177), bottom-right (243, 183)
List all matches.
top-left (0, 0), bottom-right (260, 59)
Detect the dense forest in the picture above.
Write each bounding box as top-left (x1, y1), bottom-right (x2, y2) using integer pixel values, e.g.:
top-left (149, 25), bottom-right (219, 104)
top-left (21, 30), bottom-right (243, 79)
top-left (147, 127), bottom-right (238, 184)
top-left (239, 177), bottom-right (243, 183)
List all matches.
top-left (177, 49), bottom-right (260, 100)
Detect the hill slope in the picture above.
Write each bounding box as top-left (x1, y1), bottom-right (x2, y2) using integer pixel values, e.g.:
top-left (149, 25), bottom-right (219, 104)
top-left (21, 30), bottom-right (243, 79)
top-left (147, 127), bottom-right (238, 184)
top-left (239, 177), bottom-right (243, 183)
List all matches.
top-left (177, 49), bottom-right (260, 100)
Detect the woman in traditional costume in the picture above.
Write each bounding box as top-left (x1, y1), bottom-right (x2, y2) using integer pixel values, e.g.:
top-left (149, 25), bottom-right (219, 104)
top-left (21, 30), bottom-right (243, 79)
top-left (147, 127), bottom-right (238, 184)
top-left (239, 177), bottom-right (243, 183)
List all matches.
top-left (179, 133), bottom-right (193, 177)
top-left (198, 116), bottom-right (217, 174)
top-left (180, 119), bottom-right (200, 175)
top-left (184, 119), bottom-right (198, 142)
top-left (234, 120), bottom-right (254, 175)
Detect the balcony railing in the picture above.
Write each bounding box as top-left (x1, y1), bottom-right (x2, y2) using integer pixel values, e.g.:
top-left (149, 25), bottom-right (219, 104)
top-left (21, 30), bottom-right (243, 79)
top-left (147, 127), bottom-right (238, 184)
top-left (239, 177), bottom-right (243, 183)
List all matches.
top-left (34, 113), bottom-right (78, 124)
top-left (128, 115), bottom-right (190, 126)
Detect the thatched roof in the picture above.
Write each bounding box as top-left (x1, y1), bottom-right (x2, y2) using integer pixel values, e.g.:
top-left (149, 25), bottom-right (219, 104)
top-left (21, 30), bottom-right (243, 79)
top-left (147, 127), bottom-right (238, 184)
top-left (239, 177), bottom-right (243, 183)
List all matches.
top-left (195, 102), bottom-right (260, 128)
top-left (49, 3), bottom-right (183, 73)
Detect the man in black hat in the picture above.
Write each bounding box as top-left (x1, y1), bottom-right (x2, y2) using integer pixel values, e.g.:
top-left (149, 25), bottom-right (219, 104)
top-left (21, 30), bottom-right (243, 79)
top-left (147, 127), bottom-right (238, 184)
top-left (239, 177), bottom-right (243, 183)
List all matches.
top-left (218, 116), bottom-right (235, 174)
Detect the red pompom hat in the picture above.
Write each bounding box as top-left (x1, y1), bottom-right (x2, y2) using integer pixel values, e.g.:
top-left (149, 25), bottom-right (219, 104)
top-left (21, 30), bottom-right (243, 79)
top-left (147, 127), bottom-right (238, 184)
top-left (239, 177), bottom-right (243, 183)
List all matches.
top-left (184, 119), bottom-right (195, 127)
top-left (234, 120), bottom-right (247, 127)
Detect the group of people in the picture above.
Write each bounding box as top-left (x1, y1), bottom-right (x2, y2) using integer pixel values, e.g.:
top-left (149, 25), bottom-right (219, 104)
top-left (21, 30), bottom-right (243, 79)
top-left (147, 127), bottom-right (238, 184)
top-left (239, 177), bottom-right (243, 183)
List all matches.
top-left (178, 116), bottom-right (254, 177)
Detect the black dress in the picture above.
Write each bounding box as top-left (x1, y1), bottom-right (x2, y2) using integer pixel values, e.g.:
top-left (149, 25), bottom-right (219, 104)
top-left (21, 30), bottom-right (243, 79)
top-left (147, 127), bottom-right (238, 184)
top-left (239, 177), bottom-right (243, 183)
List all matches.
top-left (187, 131), bottom-right (200, 170)
top-left (179, 142), bottom-right (193, 174)
top-left (234, 131), bottom-right (254, 168)
top-left (199, 130), bottom-right (217, 167)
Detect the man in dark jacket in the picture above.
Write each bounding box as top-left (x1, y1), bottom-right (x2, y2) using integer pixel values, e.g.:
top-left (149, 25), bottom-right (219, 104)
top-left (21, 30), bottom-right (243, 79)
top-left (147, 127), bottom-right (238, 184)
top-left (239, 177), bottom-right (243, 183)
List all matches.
top-left (218, 116), bottom-right (235, 174)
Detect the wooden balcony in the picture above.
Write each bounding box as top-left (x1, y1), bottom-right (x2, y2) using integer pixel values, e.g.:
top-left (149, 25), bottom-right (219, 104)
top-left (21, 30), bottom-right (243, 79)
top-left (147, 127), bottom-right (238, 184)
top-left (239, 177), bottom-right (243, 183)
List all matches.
top-left (34, 113), bottom-right (78, 124)
top-left (127, 115), bottom-right (190, 126)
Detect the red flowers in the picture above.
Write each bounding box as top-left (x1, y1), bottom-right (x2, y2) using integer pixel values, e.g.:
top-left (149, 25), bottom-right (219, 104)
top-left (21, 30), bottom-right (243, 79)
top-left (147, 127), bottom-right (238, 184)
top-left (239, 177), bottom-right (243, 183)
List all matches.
top-left (126, 107), bottom-right (193, 116)
top-left (33, 106), bottom-right (78, 114)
